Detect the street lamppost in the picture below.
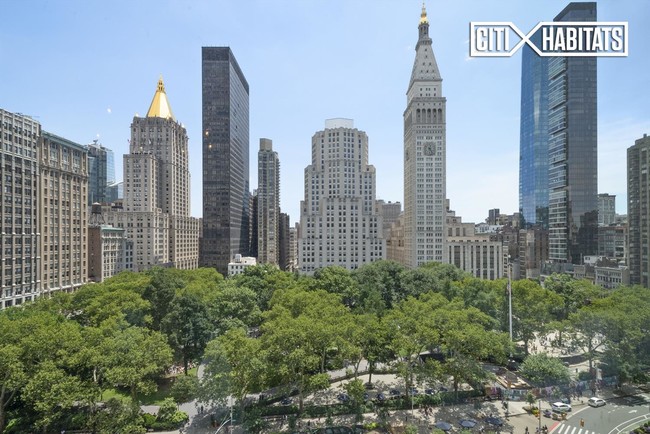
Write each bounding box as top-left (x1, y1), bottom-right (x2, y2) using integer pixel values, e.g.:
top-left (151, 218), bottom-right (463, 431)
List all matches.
top-left (508, 259), bottom-right (513, 358)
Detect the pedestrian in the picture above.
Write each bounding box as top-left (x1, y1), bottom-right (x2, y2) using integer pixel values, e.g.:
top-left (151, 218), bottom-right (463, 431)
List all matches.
top-left (580, 418), bottom-right (585, 427)
top-left (200, 404), bottom-right (204, 413)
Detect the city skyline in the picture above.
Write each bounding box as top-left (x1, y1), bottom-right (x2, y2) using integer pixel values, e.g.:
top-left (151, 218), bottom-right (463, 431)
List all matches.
top-left (1, 1), bottom-right (648, 224)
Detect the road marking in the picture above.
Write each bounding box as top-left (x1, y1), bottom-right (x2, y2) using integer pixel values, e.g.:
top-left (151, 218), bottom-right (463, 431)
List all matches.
top-left (630, 410), bottom-right (638, 413)
top-left (570, 427), bottom-right (577, 434)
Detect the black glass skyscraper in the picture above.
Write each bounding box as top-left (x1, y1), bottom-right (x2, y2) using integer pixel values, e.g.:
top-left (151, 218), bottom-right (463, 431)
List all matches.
top-left (201, 47), bottom-right (250, 275)
top-left (520, 2), bottom-right (598, 266)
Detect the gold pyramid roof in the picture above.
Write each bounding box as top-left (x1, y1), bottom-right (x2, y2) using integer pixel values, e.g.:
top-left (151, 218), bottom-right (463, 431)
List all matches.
top-left (146, 76), bottom-right (175, 121)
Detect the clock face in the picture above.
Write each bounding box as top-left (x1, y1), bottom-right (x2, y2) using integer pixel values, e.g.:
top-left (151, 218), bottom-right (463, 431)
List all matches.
top-left (424, 142), bottom-right (434, 156)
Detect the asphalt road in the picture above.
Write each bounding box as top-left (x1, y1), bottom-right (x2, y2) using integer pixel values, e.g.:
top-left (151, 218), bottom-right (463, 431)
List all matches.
top-left (549, 393), bottom-right (650, 434)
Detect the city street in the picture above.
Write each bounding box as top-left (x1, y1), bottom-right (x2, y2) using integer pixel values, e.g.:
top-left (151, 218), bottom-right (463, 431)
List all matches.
top-left (546, 393), bottom-right (650, 434)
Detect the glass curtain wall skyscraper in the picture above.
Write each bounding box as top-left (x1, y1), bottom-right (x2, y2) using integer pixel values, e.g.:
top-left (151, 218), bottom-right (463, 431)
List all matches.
top-left (520, 2), bottom-right (598, 266)
top-left (201, 47), bottom-right (250, 275)
top-left (519, 30), bottom-right (549, 229)
top-left (547, 2), bottom-right (598, 264)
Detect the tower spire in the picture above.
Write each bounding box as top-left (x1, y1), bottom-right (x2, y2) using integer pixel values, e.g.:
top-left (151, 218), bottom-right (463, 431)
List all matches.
top-left (146, 75), bottom-right (175, 121)
top-left (420, 2), bottom-right (428, 24)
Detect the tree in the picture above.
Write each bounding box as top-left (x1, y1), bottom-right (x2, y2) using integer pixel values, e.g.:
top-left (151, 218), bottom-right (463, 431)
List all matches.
top-left (385, 294), bottom-right (445, 397)
top-left (90, 398), bottom-right (146, 434)
top-left (21, 361), bottom-right (87, 432)
top-left (568, 307), bottom-right (609, 374)
top-left (71, 284), bottom-right (151, 328)
top-left (142, 267), bottom-right (185, 331)
top-left (435, 303), bottom-right (508, 395)
top-left (519, 353), bottom-right (570, 387)
top-left (231, 264), bottom-right (297, 311)
top-left (170, 374), bottom-right (199, 405)
top-left (353, 260), bottom-right (406, 311)
top-left (162, 291), bottom-right (213, 374)
top-left (545, 274), bottom-right (604, 345)
top-left (262, 288), bottom-right (351, 413)
top-left (511, 280), bottom-right (562, 354)
top-left (347, 313), bottom-right (394, 384)
top-left (211, 282), bottom-right (262, 336)
top-left (593, 286), bottom-right (650, 382)
top-left (0, 342), bottom-right (25, 433)
top-left (0, 309), bottom-right (91, 432)
top-left (311, 266), bottom-right (359, 308)
top-left (100, 326), bottom-right (173, 401)
top-left (201, 328), bottom-right (265, 412)
top-left (342, 378), bottom-right (366, 421)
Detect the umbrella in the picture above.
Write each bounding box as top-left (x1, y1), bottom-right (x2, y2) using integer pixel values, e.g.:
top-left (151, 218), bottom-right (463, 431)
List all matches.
top-left (485, 416), bottom-right (504, 426)
top-left (459, 419), bottom-right (478, 428)
top-left (434, 421), bottom-right (453, 431)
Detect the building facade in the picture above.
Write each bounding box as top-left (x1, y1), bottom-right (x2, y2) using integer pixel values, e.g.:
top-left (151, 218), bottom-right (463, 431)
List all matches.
top-left (598, 224), bottom-right (626, 264)
top-left (377, 200), bottom-right (402, 240)
top-left (88, 224), bottom-right (128, 283)
top-left (104, 78), bottom-right (199, 272)
top-left (202, 47), bottom-right (250, 275)
top-left (279, 212), bottom-right (290, 271)
top-left (87, 140), bottom-right (114, 205)
top-left (598, 193), bottom-right (616, 226)
top-left (446, 203), bottom-right (504, 280)
top-left (299, 119), bottom-right (385, 274)
top-left (1, 109), bottom-right (41, 308)
top-left (403, 5), bottom-right (447, 268)
top-left (40, 132), bottom-right (88, 296)
top-left (228, 254), bottom-right (256, 276)
top-left (627, 133), bottom-right (650, 287)
top-left (518, 227), bottom-right (549, 280)
top-left (547, 2), bottom-right (598, 264)
top-left (257, 138), bottom-right (280, 266)
top-left (386, 214), bottom-right (406, 265)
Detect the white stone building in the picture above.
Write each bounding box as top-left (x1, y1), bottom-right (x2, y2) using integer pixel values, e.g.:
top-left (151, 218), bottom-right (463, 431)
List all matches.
top-left (228, 254), bottom-right (257, 276)
top-left (299, 119), bottom-right (385, 274)
top-left (403, 5), bottom-right (447, 268)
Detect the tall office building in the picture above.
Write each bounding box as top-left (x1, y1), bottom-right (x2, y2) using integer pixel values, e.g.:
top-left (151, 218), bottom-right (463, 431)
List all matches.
top-left (403, 5), bottom-right (446, 268)
top-left (104, 78), bottom-right (199, 271)
top-left (1, 109), bottom-right (41, 308)
top-left (299, 119), bottom-right (385, 273)
top-left (519, 29), bottom-right (550, 230)
top-left (257, 138), bottom-right (280, 266)
top-left (279, 212), bottom-right (290, 271)
top-left (87, 141), bottom-right (115, 205)
top-left (627, 134), bottom-right (650, 287)
top-left (598, 193), bottom-right (616, 226)
top-left (202, 47), bottom-right (250, 275)
top-left (547, 2), bottom-right (598, 264)
top-left (40, 132), bottom-right (89, 296)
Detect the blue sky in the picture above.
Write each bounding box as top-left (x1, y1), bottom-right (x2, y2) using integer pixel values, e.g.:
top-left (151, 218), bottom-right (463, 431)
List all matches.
top-left (1, 0), bottom-right (648, 224)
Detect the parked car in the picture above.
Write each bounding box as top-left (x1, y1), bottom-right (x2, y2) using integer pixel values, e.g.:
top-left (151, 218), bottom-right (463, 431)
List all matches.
top-left (588, 397), bottom-right (606, 407)
top-left (551, 402), bottom-right (572, 412)
top-left (337, 393), bottom-right (350, 402)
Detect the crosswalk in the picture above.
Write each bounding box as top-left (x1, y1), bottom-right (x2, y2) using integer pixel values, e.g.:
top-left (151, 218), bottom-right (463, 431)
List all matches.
top-left (553, 425), bottom-right (599, 434)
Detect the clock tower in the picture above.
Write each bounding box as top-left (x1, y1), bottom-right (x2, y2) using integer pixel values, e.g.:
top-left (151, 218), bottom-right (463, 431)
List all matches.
top-left (403, 3), bottom-right (447, 268)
